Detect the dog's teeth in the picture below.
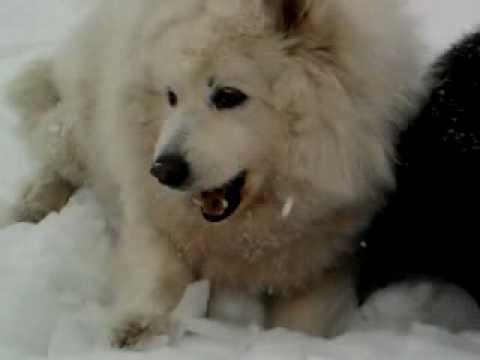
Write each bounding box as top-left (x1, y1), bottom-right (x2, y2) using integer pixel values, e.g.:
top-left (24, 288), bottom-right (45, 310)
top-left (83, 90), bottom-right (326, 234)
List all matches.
top-left (221, 199), bottom-right (229, 210)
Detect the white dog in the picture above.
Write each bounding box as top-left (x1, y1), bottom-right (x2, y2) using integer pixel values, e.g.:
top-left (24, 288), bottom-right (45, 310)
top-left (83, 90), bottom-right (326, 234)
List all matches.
top-left (7, 0), bottom-right (422, 347)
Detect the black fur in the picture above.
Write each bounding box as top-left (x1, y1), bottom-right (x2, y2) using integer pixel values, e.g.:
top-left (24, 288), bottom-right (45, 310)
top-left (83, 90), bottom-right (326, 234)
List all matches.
top-left (357, 31), bottom-right (480, 305)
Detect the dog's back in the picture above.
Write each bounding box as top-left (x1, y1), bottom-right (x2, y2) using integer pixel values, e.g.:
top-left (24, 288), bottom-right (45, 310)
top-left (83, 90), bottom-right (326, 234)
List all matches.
top-left (357, 31), bottom-right (480, 305)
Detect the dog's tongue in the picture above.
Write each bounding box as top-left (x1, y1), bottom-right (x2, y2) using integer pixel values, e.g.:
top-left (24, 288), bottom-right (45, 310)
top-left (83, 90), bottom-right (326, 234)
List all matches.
top-left (192, 190), bottom-right (229, 217)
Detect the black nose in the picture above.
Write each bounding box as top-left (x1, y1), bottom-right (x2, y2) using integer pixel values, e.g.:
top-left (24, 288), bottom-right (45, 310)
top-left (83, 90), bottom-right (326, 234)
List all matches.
top-left (150, 154), bottom-right (190, 188)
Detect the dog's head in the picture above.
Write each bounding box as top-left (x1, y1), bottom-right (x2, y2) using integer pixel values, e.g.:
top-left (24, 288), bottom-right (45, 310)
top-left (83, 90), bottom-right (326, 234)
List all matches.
top-left (141, 0), bottom-right (420, 223)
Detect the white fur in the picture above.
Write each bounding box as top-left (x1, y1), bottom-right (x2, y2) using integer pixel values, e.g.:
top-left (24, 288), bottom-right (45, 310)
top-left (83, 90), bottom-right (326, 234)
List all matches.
top-left (7, 0), bottom-right (423, 346)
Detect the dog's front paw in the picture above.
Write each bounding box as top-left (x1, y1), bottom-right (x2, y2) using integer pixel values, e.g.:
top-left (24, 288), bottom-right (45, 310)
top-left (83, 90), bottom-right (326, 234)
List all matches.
top-left (13, 203), bottom-right (51, 224)
top-left (111, 318), bottom-right (153, 349)
top-left (110, 313), bottom-right (172, 349)
top-left (14, 176), bottom-right (74, 223)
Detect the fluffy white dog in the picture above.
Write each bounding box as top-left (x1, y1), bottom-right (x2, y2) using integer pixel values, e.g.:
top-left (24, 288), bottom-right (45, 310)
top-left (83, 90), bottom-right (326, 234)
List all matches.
top-left (8, 0), bottom-right (422, 346)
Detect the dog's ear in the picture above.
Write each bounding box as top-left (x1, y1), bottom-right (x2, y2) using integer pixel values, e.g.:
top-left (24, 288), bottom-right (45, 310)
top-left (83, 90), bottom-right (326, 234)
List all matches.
top-left (262, 0), bottom-right (313, 34)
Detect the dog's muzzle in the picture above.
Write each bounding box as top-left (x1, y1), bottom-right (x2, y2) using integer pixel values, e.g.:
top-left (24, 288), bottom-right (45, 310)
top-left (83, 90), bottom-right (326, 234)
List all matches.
top-left (150, 154), bottom-right (247, 223)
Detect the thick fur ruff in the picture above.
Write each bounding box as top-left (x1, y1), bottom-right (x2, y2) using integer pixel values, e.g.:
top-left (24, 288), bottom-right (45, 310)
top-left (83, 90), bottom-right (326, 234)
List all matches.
top-left (357, 30), bottom-right (480, 305)
top-left (7, 0), bottom-right (422, 343)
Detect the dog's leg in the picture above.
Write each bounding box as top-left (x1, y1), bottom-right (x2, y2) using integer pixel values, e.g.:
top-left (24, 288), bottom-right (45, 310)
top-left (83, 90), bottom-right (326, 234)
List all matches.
top-left (14, 169), bottom-right (75, 223)
top-left (269, 269), bottom-right (356, 337)
top-left (7, 60), bottom-right (78, 223)
top-left (110, 220), bottom-right (193, 348)
top-left (209, 287), bottom-right (265, 327)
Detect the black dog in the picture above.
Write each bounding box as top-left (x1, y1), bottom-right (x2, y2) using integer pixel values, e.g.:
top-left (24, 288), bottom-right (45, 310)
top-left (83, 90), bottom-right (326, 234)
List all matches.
top-left (357, 30), bottom-right (480, 306)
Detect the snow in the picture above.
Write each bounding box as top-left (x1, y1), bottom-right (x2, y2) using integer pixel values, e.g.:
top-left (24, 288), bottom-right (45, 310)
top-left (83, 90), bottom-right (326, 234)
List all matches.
top-left (282, 197), bottom-right (295, 219)
top-left (1, 1), bottom-right (480, 359)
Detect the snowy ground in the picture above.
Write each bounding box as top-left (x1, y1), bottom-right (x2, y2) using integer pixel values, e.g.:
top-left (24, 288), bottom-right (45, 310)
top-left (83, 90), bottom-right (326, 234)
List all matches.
top-left (1, 1), bottom-right (480, 359)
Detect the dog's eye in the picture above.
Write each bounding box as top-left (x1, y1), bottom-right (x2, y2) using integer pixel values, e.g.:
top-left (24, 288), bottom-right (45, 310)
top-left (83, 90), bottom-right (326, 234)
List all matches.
top-left (211, 87), bottom-right (248, 110)
top-left (167, 89), bottom-right (178, 107)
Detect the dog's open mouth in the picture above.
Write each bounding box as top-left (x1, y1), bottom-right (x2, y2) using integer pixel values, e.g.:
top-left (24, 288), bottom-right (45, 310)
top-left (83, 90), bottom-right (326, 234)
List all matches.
top-left (192, 172), bottom-right (247, 223)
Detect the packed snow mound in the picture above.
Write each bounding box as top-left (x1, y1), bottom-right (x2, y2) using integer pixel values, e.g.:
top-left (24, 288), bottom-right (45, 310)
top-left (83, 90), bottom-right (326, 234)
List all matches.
top-left (0, 191), bottom-right (113, 357)
top-left (1, 1), bottom-right (480, 359)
